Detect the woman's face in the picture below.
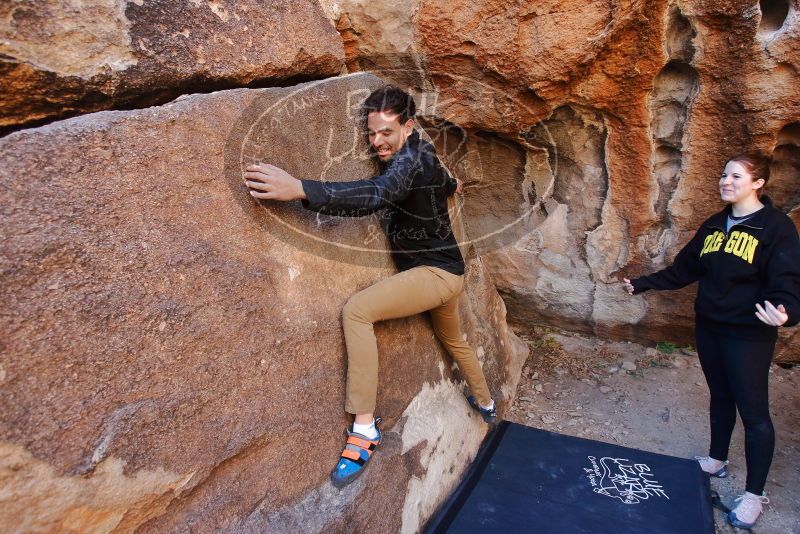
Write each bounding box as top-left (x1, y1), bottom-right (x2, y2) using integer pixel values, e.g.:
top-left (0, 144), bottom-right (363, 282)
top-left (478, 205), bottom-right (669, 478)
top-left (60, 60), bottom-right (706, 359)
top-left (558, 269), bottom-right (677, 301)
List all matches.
top-left (719, 160), bottom-right (764, 204)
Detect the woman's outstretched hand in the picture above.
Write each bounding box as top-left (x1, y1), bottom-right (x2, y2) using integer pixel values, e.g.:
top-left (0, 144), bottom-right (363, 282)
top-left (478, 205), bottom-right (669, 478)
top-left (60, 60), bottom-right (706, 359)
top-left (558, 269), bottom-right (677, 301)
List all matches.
top-left (622, 278), bottom-right (635, 296)
top-left (244, 163), bottom-right (306, 201)
top-left (755, 300), bottom-right (789, 326)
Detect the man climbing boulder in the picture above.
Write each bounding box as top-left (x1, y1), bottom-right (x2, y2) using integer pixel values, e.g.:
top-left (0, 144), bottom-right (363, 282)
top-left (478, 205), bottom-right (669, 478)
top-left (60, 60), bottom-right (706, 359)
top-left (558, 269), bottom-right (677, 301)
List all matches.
top-left (243, 85), bottom-right (497, 488)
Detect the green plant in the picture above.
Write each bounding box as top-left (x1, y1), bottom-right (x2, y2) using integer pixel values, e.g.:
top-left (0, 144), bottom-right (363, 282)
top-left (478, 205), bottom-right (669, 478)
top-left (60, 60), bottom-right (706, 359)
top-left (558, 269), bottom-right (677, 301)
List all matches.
top-left (656, 341), bottom-right (677, 354)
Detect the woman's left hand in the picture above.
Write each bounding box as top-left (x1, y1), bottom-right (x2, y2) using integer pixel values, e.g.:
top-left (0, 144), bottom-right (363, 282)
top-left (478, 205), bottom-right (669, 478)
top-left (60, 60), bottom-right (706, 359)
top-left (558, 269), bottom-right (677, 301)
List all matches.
top-left (755, 300), bottom-right (789, 326)
top-left (622, 278), bottom-right (635, 296)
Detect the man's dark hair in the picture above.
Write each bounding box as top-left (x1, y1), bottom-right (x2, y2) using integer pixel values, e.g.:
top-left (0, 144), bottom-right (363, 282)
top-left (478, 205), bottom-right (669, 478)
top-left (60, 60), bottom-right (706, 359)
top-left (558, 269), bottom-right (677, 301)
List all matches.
top-left (361, 85), bottom-right (416, 124)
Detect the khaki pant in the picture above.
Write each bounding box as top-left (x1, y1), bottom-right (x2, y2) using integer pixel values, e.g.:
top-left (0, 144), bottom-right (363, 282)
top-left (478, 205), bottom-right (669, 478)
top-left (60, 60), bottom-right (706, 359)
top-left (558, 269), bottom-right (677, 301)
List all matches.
top-left (342, 265), bottom-right (492, 414)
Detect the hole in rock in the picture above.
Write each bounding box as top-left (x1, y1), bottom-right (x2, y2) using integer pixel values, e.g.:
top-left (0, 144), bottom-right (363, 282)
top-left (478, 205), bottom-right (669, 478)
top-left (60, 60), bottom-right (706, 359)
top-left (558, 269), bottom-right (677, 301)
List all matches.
top-left (769, 123), bottom-right (800, 212)
top-left (776, 122), bottom-right (800, 146)
top-left (522, 106), bottom-right (608, 236)
top-left (666, 6), bottom-right (696, 62)
top-left (758, 0), bottom-right (790, 34)
top-left (652, 62), bottom-right (700, 103)
top-left (774, 62), bottom-right (797, 77)
top-left (652, 145), bottom-right (682, 217)
top-left (646, 59), bottom-right (698, 259)
top-left (649, 61), bottom-right (699, 152)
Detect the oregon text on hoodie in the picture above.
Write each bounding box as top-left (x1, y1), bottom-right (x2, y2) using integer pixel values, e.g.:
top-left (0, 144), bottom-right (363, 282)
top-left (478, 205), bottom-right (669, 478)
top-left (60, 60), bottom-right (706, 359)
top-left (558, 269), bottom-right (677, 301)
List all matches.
top-left (631, 197), bottom-right (800, 341)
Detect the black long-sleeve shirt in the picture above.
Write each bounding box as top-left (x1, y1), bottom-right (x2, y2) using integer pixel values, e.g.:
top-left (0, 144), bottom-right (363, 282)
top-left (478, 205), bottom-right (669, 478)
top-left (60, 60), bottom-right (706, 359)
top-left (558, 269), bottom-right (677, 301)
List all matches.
top-left (300, 130), bottom-right (465, 275)
top-left (631, 197), bottom-right (800, 340)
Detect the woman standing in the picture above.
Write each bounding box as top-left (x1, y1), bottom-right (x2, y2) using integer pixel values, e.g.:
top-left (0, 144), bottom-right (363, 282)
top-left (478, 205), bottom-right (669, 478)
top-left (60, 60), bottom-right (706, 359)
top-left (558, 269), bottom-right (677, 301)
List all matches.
top-left (623, 152), bottom-right (800, 529)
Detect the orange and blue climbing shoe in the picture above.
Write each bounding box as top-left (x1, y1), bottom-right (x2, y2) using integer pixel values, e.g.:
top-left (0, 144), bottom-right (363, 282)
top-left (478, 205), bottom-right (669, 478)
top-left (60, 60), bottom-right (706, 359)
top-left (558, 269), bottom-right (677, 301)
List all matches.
top-left (331, 417), bottom-right (382, 488)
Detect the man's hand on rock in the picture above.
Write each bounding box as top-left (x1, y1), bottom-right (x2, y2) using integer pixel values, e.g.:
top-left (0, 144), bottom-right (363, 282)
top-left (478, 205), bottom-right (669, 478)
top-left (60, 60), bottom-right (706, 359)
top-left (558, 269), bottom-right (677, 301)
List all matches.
top-left (244, 163), bottom-right (307, 201)
top-left (455, 178), bottom-right (464, 195)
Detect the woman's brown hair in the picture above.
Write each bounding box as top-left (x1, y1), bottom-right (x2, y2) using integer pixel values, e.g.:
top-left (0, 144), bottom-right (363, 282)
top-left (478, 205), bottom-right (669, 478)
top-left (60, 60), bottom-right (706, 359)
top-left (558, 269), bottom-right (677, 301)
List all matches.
top-left (728, 152), bottom-right (772, 197)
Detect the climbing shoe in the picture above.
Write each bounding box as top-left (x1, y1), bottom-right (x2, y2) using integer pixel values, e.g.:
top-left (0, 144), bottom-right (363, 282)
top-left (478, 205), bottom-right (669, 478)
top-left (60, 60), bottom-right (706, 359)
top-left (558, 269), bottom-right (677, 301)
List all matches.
top-left (467, 395), bottom-right (497, 424)
top-left (330, 417), bottom-right (382, 488)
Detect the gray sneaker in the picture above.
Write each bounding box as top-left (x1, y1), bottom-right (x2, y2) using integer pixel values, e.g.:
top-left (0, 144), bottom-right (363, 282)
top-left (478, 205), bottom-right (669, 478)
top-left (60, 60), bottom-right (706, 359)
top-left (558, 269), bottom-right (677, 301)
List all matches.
top-left (695, 456), bottom-right (729, 478)
top-left (728, 492), bottom-right (769, 529)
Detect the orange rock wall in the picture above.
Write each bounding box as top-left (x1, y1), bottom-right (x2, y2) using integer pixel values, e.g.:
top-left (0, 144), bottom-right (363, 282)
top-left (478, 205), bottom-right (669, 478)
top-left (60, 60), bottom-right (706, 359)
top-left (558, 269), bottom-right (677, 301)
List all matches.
top-left (333, 0), bottom-right (800, 360)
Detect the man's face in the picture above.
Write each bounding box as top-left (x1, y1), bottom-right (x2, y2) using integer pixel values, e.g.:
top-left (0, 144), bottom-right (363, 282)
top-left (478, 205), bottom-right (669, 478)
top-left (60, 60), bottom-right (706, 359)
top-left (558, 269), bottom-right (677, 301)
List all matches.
top-left (367, 111), bottom-right (414, 162)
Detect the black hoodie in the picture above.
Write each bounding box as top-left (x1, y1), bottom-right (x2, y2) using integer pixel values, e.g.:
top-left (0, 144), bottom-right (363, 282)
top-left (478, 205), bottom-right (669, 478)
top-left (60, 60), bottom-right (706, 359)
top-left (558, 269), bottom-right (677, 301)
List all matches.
top-left (631, 197), bottom-right (800, 341)
top-left (300, 130), bottom-right (465, 275)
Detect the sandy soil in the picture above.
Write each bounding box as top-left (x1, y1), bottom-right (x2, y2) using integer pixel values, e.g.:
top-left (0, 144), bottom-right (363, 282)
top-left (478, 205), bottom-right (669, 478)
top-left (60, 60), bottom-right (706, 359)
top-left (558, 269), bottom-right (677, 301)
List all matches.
top-left (505, 328), bottom-right (800, 534)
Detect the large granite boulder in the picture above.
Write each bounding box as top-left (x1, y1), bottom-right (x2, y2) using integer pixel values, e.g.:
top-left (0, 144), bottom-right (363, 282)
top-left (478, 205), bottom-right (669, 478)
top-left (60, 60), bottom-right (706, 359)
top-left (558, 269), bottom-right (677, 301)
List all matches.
top-left (328, 0), bottom-right (800, 361)
top-left (0, 72), bottom-right (527, 532)
top-left (0, 0), bottom-right (344, 134)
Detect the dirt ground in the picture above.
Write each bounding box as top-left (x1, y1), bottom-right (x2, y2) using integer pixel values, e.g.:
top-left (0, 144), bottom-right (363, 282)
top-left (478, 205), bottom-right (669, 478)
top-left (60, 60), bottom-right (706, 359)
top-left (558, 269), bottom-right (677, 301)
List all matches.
top-left (506, 328), bottom-right (800, 534)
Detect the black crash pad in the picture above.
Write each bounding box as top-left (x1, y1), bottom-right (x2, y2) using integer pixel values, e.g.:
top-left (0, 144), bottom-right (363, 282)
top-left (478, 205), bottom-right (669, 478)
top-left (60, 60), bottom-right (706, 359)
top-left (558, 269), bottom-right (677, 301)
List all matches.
top-left (425, 421), bottom-right (714, 534)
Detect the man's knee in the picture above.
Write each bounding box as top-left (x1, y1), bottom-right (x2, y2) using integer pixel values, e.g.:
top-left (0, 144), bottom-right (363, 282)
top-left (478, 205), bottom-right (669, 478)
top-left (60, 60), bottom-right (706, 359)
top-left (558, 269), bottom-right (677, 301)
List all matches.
top-left (439, 336), bottom-right (470, 353)
top-left (435, 333), bottom-right (472, 356)
top-left (343, 294), bottom-right (369, 324)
